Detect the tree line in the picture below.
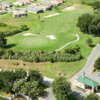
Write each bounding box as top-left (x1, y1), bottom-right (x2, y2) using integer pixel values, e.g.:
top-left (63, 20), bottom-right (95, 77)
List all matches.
top-left (0, 69), bottom-right (43, 99)
top-left (0, 45), bottom-right (82, 63)
top-left (0, 22), bottom-right (28, 37)
top-left (77, 1), bottom-right (100, 37)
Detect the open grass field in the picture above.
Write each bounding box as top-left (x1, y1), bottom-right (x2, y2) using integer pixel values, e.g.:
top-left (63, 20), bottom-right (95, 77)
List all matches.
top-left (0, 4), bottom-right (100, 79)
top-left (6, 4), bottom-right (94, 51)
top-left (0, 97), bottom-right (8, 100)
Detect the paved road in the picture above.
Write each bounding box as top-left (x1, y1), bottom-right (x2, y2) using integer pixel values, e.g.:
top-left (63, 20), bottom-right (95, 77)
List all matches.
top-left (55, 34), bottom-right (79, 51)
top-left (72, 87), bottom-right (87, 100)
top-left (70, 44), bottom-right (100, 83)
top-left (41, 77), bottom-right (55, 100)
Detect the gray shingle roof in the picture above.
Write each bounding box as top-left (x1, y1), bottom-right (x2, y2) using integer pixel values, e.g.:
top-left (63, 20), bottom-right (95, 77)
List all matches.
top-left (1, 1), bottom-right (12, 6)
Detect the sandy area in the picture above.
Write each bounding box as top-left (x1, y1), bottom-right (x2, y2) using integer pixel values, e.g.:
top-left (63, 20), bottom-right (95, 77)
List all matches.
top-left (23, 33), bottom-right (35, 36)
top-left (62, 6), bottom-right (75, 11)
top-left (44, 13), bottom-right (60, 18)
top-left (46, 35), bottom-right (56, 39)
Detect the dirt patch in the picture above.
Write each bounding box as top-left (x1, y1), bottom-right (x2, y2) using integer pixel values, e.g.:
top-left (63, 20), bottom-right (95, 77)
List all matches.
top-left (53, 63), bottom-right (63, 76)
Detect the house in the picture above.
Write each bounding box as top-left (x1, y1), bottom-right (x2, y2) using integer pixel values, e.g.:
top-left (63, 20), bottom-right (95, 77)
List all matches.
top-left (76, 72), bottom-right (99, 93)
top-left (0, 10), bottom-right (7, 15)
top-left (48, 0), bottom-right (63, 6)
top-left (0, 1), bottom-right (12, 8)
top-left (34, 5), bottom-right (51, 11)
top-left (13, 0), bottom-right (31, 6)
top-left (42, 2), bottom-right (53, 8)
top-left (13, 10), bottom-right (26, 17)
top-left (0, 4), bottom-right (2, 10)
top-left (27, 8), bottom-right (43, 13)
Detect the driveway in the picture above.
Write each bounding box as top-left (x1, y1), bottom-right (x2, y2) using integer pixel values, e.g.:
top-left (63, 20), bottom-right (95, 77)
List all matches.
top-left (40, 77), bottom-right (55, 100)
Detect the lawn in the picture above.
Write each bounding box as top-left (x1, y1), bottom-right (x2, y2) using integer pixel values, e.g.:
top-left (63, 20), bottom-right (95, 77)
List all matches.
top-left (0, 4), bottom-right (100, 79)
top-left (0, 97), bottom-right (8, 100)
top-left (5, 0), bottom-right (17, 3)
top-left (0, 91), bottom-right (12, 97)
top-left (6, 4), bottom-right (95, 51)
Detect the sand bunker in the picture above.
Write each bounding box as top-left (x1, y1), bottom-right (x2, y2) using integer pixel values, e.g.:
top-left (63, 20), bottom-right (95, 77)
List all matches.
top-left (44, 13), bottom-right (59, 18)
top-left (23, 33), bottom-right (35, 36)
top-left (62, 7), bottom-right (75, 11)
top-left (46, 35), bottom-right (56, 39)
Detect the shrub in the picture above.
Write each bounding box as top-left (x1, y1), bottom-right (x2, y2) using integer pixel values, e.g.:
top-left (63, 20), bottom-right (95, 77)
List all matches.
top-left (75, 86), bottom-right (85, 92)
top-left (0, 22), bottom-right (6, 27)
top-left (20, 24), bottom-right (28, 31)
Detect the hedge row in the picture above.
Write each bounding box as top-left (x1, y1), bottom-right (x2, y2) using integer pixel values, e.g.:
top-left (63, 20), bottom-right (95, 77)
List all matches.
top-left (0, 46), bottom-right (83, 63)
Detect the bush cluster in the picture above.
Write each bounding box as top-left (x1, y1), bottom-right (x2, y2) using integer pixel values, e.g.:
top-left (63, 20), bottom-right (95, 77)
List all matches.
top-left (0, 69), bottom-right (26, 93)
top-left (0, 22), bottom-right (28, 36)
top-left (0, 45), bottom-right (83, 63)
top-left (77, 13), bottom-right (100, 37)
top-left (10, 61), bottom-right (19, 66)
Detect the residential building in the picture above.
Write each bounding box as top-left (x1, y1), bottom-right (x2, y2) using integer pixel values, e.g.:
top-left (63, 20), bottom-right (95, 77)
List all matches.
top-left (13, 10), bottom-right (26, 17)
top-left (13, 0), bottom-right (31, 6)
top-left (0, 1), bottom-right (12, 8)
top-left (0, 10), bottom-right (7, 15)
top-left (76, 72), bottom-right (99, 93)
top-left (27, 7), bottom-right (43, 13)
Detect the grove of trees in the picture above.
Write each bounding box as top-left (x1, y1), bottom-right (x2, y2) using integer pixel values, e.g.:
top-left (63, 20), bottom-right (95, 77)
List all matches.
top-left (0, 22), bottom-right (28, 37)
top-left (51, 77), bottom-right (72, 100)
top-left (0, 32), bottom-right (7, 48)
top-left (84, 93), bottom-right (100, 100)
top-left (0, 45), bottom-right (82, 63)
top-left (77, 13), bottom-right (100, 36)
top-left (94, 57), bottom-right (100, 69)
top-left (0, 69), bottom-right (44, 99)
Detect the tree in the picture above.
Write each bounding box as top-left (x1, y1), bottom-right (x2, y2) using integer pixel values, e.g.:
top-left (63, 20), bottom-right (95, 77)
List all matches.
top-left (92, 1), bottom-right (100, 12)
top-left (28, 70), bottom-right (43, 83)
top-left (17, 4), bottom-right (20, 9)
top-left (84, 93), bottom-right (100, 100)
top-left (89, 16), bottom-right (100, 36)
top-left (21, 81), bottom-right (43, 99)
top-left (51, 77), bottom-right (72, 100)
top-left (94, 57), bottom-right (100, 69)
top-left (37, 15), bottom-right (40, 23)
top-left (86, 38), bottom-right (92, 46)
top-left (77, 13), bottom-right (93, 33)
top-left (0, 32), bottom-right (7, 48)
top-left (20, 25), bottom-right (28, 31)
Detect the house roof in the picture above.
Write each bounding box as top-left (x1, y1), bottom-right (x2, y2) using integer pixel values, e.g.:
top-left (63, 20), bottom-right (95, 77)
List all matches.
top-left (42, 2), bottom-right (53, 6)
top-left (13, 10), bottom-right (25, 15)
top-left (77, 75), bottom-right (99, 88)
top-left (47, 1), bottom-right (62, 5)
top-left (1, 1), bottom-right (12, 5)
top-left (35, 5), bottom-right (51, 9)
top-left (17, 0), bottom-right (30, 3)
top-left (27, 8), bottom-right (43, 12)
top-left (0, 10), bottom-right (7, 13)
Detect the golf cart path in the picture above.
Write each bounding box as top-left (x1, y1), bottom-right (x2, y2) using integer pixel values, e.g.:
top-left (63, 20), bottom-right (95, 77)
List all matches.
top-left (55, 34), bottom-right (79, 51)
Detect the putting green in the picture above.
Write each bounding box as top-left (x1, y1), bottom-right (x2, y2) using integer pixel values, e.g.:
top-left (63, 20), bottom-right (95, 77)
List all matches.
top-left (22, 37), bottom-right (48, 46)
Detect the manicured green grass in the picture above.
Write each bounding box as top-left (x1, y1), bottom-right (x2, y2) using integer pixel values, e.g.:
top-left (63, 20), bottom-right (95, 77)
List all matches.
top-left (6, 4), bottom-right (94, 51)
top-left (0, 91), bottom-right (12, 97)
top-left (1, 4), bottom-right (100, 79)
top-left (0, 97), bottom-right (8, 100)
top-left (5, 0), bottom-right (17, 3)
top-left (6, 32), bottom-right (76, 51)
